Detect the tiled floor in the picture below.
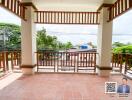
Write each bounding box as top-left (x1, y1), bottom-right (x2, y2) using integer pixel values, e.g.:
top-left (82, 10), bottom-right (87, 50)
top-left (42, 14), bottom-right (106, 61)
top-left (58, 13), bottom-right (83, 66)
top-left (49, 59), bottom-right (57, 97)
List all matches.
top-left (0, 73), bottom-right (132, 100)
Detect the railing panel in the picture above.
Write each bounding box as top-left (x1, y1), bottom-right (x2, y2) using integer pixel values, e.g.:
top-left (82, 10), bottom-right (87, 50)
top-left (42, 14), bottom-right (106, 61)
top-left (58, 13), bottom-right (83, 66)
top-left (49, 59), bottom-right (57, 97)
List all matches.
top-left (35, 11), bottom-right (100, 24)
top-left (0, 51), bottom-right (21, 75)
top-left (108, 0), bottom-right (132, 21)
top-left (0, 0), bottom-right (26, 20)
top-left (125, 54), bottom-right (132, 74)
top-left (36, 51), bottom-right (97, 72)
top-left (112, 53), bottom-right (132, 75)
top-left (36, 51), bottom-right (56, 72)
top-left (0, 51), bottom-right (21, 77)
top-left (9, 51), bottom-right (21, 70)
top-left (0, 52), bottom-right (6, 73)
top-left (57, 52), bottom-right (77, 72)
top-left (112, 53), bottom-right (123, 72)
top-left (77, 52), bottom-right (96, 72)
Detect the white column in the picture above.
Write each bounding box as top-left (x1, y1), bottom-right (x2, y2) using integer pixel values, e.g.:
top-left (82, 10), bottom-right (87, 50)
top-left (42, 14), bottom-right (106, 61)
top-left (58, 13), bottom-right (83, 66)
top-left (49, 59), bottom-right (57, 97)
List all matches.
top-left (21, 1), bottom-right (36, 74)
top-left (97, 4), bottom-right (113, 76)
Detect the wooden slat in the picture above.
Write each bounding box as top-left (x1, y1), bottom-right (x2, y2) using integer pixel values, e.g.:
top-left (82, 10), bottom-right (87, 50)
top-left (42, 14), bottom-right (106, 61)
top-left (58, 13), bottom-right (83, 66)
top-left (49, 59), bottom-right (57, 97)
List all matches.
top-left (121, 0), bottom-right (124, 12)
top-left (125, 0), bottom-right (128, 10)
top-left (11, 0), bottom-right (13, 10)
top-left (35, 11), bottom-right (100, 24)
top-left (40, 11), bottom-right (41, 23)
top-left (129, 0), bottom-right (132, 7)
top-left (1, 0), bottom-right (5, 5)
top-left (96, 12), bottom-right (99, 23)
top-left (0, 0), bottom-right (26, 20)
top-left (16, 0), bottom-right (19, 14)
top-left (93, 12), bottom-right (94, 24)
top-left (14, 0), bottom-right (16, 13)
top-left (7, 0), bottom-right (10, 8)
top-left (108, 0), bottom-right (132, 22)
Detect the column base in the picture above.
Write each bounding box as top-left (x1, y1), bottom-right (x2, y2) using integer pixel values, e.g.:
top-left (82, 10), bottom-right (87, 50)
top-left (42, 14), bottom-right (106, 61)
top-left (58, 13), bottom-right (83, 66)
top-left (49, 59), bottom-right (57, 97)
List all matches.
top-left (21, 65), bottom-right (36, 75)
top-left (97, 66), bottom-right (112, 77)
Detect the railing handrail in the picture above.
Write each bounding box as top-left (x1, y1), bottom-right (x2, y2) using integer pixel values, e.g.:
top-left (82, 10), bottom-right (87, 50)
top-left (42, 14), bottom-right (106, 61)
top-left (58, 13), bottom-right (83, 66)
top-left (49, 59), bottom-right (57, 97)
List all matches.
top-left (35, 51), bottom-right (98, 53)
top-left (112, 53), bottom-right (132, 55)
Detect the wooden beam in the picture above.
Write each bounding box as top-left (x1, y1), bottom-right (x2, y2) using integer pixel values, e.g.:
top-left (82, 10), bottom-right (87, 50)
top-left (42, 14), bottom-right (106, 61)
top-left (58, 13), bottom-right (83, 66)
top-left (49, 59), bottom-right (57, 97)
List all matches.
top-left (21, 2), bottom-right (38, 10)
top-left (97, 3), bottom-right (113, 11)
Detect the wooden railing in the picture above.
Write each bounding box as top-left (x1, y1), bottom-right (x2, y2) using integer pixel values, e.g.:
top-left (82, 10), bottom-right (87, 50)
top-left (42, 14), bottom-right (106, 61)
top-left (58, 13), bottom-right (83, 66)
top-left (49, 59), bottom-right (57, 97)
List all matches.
top-left (0, 52), bottom-right (6, 72)
top-left (125, 54), bottom-right (132, 74)
top-left (108, 0), bottom-right (132, 21)
top-left (112, 53), bottom-right (132, 74)
top-left (36, 51), bottom-right (97, 72)
top-left (0, 51), bottom-right (21, 74)
top-left (0, 0), bottom-right (26, 20)
top-left (35, 11), bottom-right (100, 24)
top-left (0, 50), bottom-right (131, 75)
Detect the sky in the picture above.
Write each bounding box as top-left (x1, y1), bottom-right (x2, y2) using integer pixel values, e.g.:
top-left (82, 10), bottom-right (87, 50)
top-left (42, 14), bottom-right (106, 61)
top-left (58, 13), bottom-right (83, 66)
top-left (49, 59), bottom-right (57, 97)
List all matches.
top-left (0, 7), bottom-right (132, 45)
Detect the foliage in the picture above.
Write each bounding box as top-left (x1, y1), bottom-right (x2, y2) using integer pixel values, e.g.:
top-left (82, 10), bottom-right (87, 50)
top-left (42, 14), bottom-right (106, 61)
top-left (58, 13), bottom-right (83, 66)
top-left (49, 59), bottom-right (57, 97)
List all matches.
top-left (37, 28), bottom-right (73, 50)
top-left (37, 29), bottom-right (58, 50)
top-left (113, 45), bottom-right (132, 54)
top-left (0, 23), bottom-right (21, 51)
top-left (0, 23), bottom-right (73, 51)
top-left (112, 42), bottom-right (126, 48)
top-left (113, 45), bottom-right (132, 68)
top-left (112, 42), bottom-right (132, 48)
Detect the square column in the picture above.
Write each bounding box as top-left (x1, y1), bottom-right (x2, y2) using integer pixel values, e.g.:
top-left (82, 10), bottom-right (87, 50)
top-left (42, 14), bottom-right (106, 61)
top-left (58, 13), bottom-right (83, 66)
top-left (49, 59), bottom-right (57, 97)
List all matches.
top-left (97, 4), bottom-right (113, 76)
top-left (21, 1), bottom-right (37, 74)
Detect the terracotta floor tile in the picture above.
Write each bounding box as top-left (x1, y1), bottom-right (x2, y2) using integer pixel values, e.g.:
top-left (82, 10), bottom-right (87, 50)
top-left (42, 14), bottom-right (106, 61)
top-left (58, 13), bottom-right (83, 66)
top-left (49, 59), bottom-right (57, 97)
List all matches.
top-left (0, 73), bottom-right (132, 100)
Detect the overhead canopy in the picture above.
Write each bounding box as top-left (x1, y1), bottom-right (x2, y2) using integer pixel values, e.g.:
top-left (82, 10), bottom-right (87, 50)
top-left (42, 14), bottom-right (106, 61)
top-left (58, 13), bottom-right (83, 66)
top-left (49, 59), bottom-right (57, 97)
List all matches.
top-left (0, 0), bottom-right (131, 23)
top-left (31, 0), bottom-right (116, 11)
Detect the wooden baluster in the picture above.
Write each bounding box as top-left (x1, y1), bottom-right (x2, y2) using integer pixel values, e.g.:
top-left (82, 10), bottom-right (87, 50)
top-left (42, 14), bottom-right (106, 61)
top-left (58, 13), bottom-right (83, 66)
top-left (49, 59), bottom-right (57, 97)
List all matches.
top-left (115, 2), bottom-right (117, 16)
top-left (125, 0), bottom-right (127, 10)
top-left (94, 53), bottom-right (96, 72)
top-left (51, 12), bottom-right (53, 23)
top-left (112, 5), bottom-right (114, 19)
top-left (3, 52), bottom-right (5, 72)
top-left (118, 0), bottom-right (121, 14)
top-left (61, 12), bottom-right (62, 24)
top-left (75, 12), bottom-right (77, 24)
top-left (14, 0), bottom-right (16, 13)
top-left (93, 12), bottom-right (95, 24)
top-left (78, 12), bottom-right (80, 24)
top-left (7, 0), bottom-right (10, 8)
top-left (124, 54), bottom-right (128, 74)
top-left (81, 12), bottom-right (83, 24)
top-left (40, 11), bottom-right (41, 23)
top-left (43, 12), bottom-right (44, 23)
top-left (11, 0), bottom-right (13, 10)
top-left (84, 12), bottom-right (86, 24)
top-left (121, 0), bottom-right (124, 12)
top-left (129, 0), bottom-right (132, 7)
top-left (57, 12), bottom-right (60, 24)
top-left (1, 0), bottom-right (5, 5)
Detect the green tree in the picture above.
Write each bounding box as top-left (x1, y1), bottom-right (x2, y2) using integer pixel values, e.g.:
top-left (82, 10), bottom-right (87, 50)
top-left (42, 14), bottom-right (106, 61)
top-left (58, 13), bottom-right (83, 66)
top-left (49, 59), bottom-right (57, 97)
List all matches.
top-left (0, 23), bottom-right (73, 51)
top-left (0, 23), bottom-right (21, 50)
top-left (65, 42), bottom-right (73, 49)
top-left (112, 42), bottom-right (126, 48)
top-left (37, 29), bottom-right (58, 50)
top-left (37, 29), bottom-right (73, 50)
top-left (113, 45), bottom-right (132, 54)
